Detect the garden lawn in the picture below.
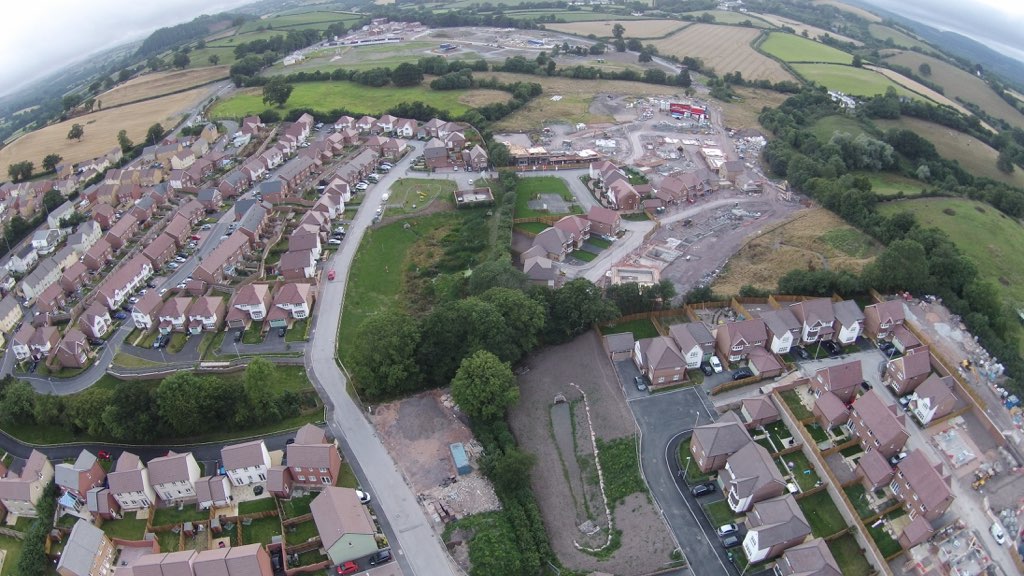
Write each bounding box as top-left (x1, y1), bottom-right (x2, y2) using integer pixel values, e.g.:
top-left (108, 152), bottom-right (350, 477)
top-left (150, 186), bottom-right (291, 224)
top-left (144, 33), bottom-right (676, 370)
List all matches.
top-left (759, 32), bottom-right (852, 64)
top-left (238, 498), bottom-right (278, 515)
top-left (763, 421), bottom-right (793, 449)
top-left (828, 533), bottom-right (873, 576)
top-left (599, 318), bottom-right (659, 339)
top-left (514, 221), bottom-right (548, 235)
top-left (572, 250), bottom-right (597, 262)
top-left (287, 519), bottom-right (320, 544)
top-left (703, 499), bottom-right (735, 528)
top-left (514, 176), bottom-right (576, 218)
top-left (867, 512), bottom-right (903, 556)
top-left (588, 236), bottom-right (612, 249)
top-left (844, 483), bottom-right (873, 519)
top-left (100, 516), bottom-right (148, 540)
top-left (242, 321), bottom-right (265, 344)
top-left (241, 516), bottom-right (283, 545)
top-left (152, 505), bottom-right (209, 526)
top-left (157, 530), bottom-right (181, 552)
top-left (798, 491), bottom-right (848, 538)
top-left (0, 534), bottom-right (23, 576)
top-left (781, 451), bottom-right (820, 492)
top-left (781, 390), bottom-right (812, 420)
top-left (336, 461), bottom-right (359, 489)
top-left (281, 493), bottom-right (316, 519)
top-left (211, 81), bottom-right (506, 119)
top-left (285, 318), bottom-right (309, 342)
top-left (167, 332), bottom-right (188, 354)
top-left (677, 437), bottom-right (713, 484)
top-left (805, 423), bottom-right (829, 444)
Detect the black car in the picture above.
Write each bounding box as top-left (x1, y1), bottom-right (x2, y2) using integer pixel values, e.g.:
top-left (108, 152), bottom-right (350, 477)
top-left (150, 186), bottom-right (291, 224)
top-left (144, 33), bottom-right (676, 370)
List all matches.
top-left (793, 346), bottom-right (811, 360)
top-left (29, 361), bottom-right (39, 373)
top-left (821, 340), bottom-right (841, 356)
top-left (860, 381), bottom-right (873, 391)
top-left (701, 364), bottom-right (714, 376)
top-left (721, 535), bottom-right (742, 549)
top-left (88, 338), bottom-right (105, 346)
top-left (278, 327), bottom-right (286, 337)
top-left (732, 368), bottom-right (753, 381)
top-left (233, 331), bottom-right (243, 343)
top-left (369, 549), bottom-right (393, 566)
top-left (690, 482), bottom-right (716, 497)
top-left (879, 342), bottom-right (898, 357)
top-left (146, 282), bottom-right (157, 289)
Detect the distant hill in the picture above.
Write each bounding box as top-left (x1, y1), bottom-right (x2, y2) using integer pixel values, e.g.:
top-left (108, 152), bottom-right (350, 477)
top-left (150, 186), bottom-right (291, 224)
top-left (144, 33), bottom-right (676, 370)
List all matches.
top-left (135, 13), bottom-right (252, 59)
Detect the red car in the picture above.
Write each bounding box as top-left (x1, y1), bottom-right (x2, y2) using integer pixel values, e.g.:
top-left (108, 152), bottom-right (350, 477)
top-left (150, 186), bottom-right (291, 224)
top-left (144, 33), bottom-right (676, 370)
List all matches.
top-left (191, 234), bottom-right (202, 240)
top-left (335, 561), bottom-right (359, 575)
top-left (97, 450), bottom-right (112, 461)
top-left (327, 269), bottom-right (336, 281)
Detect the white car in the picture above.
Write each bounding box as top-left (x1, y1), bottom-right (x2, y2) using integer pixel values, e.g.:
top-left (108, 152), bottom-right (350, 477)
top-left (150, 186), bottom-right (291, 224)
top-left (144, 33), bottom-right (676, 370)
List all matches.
top-left (159, 288), bottom-right (168, 296)
top-left (355, 183), bottom-right (368, 191)
top-left (328, 238), bottom-right (342, 245)
top-left (356, 490), bottom-right (371, 504)
top-left (717, 523), bottom-right (738, 537)
top-left (174, 257), bottom-right (187, 263)
top-left (709, 356), bottom-right (723, 373)
top-left (991, 522), bottom-right (1006, 545)
top-left (382, 192), bottom-right (391, 201)
top-left (176, 282), bottom-right (187, 289)
top-left (168, 262), bottom-right (180, 269)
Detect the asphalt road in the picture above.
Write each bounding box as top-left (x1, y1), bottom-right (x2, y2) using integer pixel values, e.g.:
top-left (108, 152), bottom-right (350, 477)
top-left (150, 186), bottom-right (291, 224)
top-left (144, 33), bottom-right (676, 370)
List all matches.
top-left (303, 140), bottom-right (458, 576)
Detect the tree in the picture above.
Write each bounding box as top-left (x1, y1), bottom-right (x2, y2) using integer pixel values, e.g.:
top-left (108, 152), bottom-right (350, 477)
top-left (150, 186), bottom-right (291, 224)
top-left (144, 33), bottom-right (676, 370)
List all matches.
top-left (862, 239), bottom-right (930, 294)
top-left (638, 51), bottom-right (653, 63)
top-left (262, 76), bottom-right (295, 107)
top-left (209, 54), bottom-right (220, 66)
top-left (42, 153), bottom-right (62, 173)
top-left (451, 350), bottom-right (519, 422)
top-left (102, 383), bottom-right (159, 442)
top-left (147, 56), bottom-right (163, 71)
top-left (997, 149), bottom-right (1015, 174)
top-left (196, 39), bottom-right (206, 49)
top-left (156, 372), bottom-right (211, 435)
top-left (392, 62), bottom-right (424, 87)
top-left (589, 42), bottom-right (606, 55)
top-left (65, 387), bottom-right (114, 437)
top-left (67, 123), bottom-right (84, 142)
top-left (626, 38), bottom-right (642, 51)
top-left (33, 394), bottom-right (63, 426)
top-left (480, 288), bottom-right (546, 362)
top-left (0, 380), bottom-right (36, 426)
top-left (351, 310), bottom-right (422, 398)
top-left (852, 54), bottom-right (863, 68)
top-left (612, 23), bottom-right (626, 39)
top-left (117, 129), bottom-right (134, 153)
top-left (146, 123), bottom-right (165, 145)
top-left (546, 60), bottom-right (556, 75)
top-left (242, 357), bottom-right (279, 425)
top-left (62, 93), bottom-right (81, 111)
top-left (7, 161), bottom-right (33, 182)
top-left (483, 447), bottom-right (536, 495)
top-left (918, 63), bottom-right (931, 76)
top-left (118, 68), bottom-right (132, 82)
top-left (173, 51), bottom-right (191, 69)
top-left (545, 279), bottom-right (619, 342)
top-left (468, 260), bottom-right (529, 294)
top-left (613, 38), bottom-right (626, 52)
top-left (43, 189), bottom-right (64, 212)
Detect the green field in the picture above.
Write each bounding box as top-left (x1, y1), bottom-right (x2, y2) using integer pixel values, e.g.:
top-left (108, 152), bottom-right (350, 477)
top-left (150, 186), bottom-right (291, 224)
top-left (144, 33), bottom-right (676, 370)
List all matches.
top-left (790, 63), bottom-right (918, 99)
top-left (809, 114), bottom-right (867, 141)
top-left (238, 11), bottom-right (361, 33)
top-left (387, 178), bottom-right (456, 215)
top-left (211, 81), bottom-right (508, 118)
top-left (868, 24), bottom-right (932, 51)
top-left (679, 10), bottom-right (771, 26)
top-left (859, 172), bottom-right (925, 196)
top-left (760, 32), bottom-right (852, 64)
top-left (514, 176), bottom-right (578, 218)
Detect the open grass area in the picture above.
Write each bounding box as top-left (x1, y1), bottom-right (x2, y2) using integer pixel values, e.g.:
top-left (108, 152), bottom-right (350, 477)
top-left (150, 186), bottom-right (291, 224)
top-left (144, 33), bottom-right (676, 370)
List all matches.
top-left (336, 461), bottom-right (359, 489)
top-left (241, 516), bottom-right (283, 546)
top-left (714, 208), bottom-right (879, 295)
top-left (514, 176), bottom-right (575, 218)
top-left (238, 10), bottom-right (361, 33)
top-left (100, 516), bottom-right (149, 540)
top-left (281, 493), bottom-right (316, 519)
top-left (112, 352), bottom-right (162, 369)
top-left (703, 499), bottom-right (735, 528)
top-left (812, 0), bottom-right (881, 22)
top-left (285, 318), bottom-right (309, 342)
top-left (781, 390), bottom-right (812, 420)
top-left (808, 114), bottom-right (866, 142)
top-left (514, 221), bottom-right (548, 235)
top-left (868, 24), bottom-right (932, 51)
top-left (798, 490), bottom-right (847, 537)
top-left (759, 32), bottom-right (852, 64)
top-left (98, 66), bottom-right (229, 107)
top-left (153, 505), bottom-right (209, 526)
top-left (651, 24), bottom-right (792, 82)
top-left (546, 19), bottom-right (689, 38)
top-left (503, 9), bottom-right (643, 22)
top-left (789, 63), bottom-right (918, 99)
top-left (387, 178), bottom-right (455, 215)
top-left (679, 10), bottom-right (771, 26)
top-left (238, 498), bottom-right (279, 515)
top-left (0, 534), bottom-right (23, 576)
top-left (719, 87), bottom-right (790, 131)
top-left (750, 12), bottom-right (861, 44)
top-left (677, 437), bottom-right (713, 484)
top-left (599, 318), bottom-right (659, 339)
top-left (210, 81), bottom-right (509, 119)
top-left (867, 512), bottom-right (904, 556)
top-left (596, 436), bottom-right (646, 509)
top-left (828, 532), bottom-right (873, 576)
top-left (859, 171), bottom-right (925, 197)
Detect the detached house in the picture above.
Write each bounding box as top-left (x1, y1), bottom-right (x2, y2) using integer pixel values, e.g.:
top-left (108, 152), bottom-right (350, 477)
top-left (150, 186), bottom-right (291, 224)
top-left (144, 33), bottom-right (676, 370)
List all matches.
top-left (312, 487), bottom-right (378, 565)
top-left (55, 450), bottom-right (106, 513)
top-left (226, 284), bottom-right (272, 330)
top-left (864, 300), bottom-right (905, 341)
top-left (158, 297), bottom-right (192, 334)
top-left (57, 519), bottom-right (117, 576)
top-left (268, 283), bottom-right (314, 328)
top-left (0, 450), bottom-right (54, 517)
top-left (586, 206), bottom-right (622, 237)
top-left (279, 249), bottom-right (316, 280)
top-left (908, 374), bottom-right (958, 425)
top-left (553, 215), bottom-right (590, 249)
top-left (394, 117), bottom-right (417, 138)
top-left (221, 440), bottom-right (272, 486)
top-left (809, 360), bottom-right (863, 403)
top-left (715, 319), bottom-right (767, 363)
top-left (773, 538), bottom-right (841, 576)
top-left (55, 329), bottom-right (92, 369)
top-left (689, 411), bottom-right (751, 473)
top-left (286, 424), bottom-right (341, 489)
top-left (760, 308), bottom-right (800, 355)
top-left (885, 346), bottom-right (932, 395)
top-left (186, 296), bottom-right (224, 334)
top-left (741, 495), bottom-right (812, 563)
top-left (107, 452), bottom-right (156, 511)
top-left (833, 300), bottom-right (864, 344)
top-left (891, 324), bottom-right (922, 354)
top-left (522, 253), bottom-right (558, 288)
top-left (530, 227), bottom-right (573, 261)
top-left (148, 451), bottom-right (201, 503)
top-left (132, 291), bottom-right (163, 330)
top-left (789, 299), bottom-right (836, 344)
top-left (848, 391), bottom-right (908, 459)
top-left (893, 449), bottom-right (953, 522)
top-left (632, 336), bottom-right (687, 385)
top-left (668, 323), bottom-right (708, 369)
top-left (720, 442), bottom-right (787, 513)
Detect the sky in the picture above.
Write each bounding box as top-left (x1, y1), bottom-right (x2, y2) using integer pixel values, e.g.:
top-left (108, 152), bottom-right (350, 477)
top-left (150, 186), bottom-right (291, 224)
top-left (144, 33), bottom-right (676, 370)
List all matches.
top-left (860, 0), bottom-right (1024, 64)
top-left (0, 0), bottom-right (255, 96)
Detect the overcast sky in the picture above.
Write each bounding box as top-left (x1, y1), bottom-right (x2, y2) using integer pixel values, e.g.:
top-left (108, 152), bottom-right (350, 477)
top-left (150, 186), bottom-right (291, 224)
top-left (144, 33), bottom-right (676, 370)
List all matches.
top-left (0, 0), bottom-right (255, 96)
top-left (860, 0), bottom-right (1024, 64)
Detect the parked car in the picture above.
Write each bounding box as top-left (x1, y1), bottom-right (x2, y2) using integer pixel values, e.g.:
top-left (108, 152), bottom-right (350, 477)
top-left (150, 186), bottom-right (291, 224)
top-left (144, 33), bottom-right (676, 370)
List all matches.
top-left (889, 452), bottom-right (908, 466)
top-left (690, 482), bottom-right (716, 497)
top-left (793, 346), bottom-right (811, 360)
top-left (898, 395), bottom-right (912, 411)
top-left (991, 522), bottom-right (1006, 545)
top-left (278, 327), bottom-right (286, 337)
top-left (29, 361), bottom-right (39, 373)
top-left (879, 342), bottom-right (897, 357)
top-left (176, 282), bottom-right (187, 289)
top-left (328, 238), bottom-right (342, 245)
top-left (174, 257), bottom-right (187, 264)
top-left (168, 262), bottom-right (180, 269)
top-left (97, 450), bottom-right (112, 461)
top-left (709, 356), bottom-right (723, 373)
top-left (233, 331), bottom-right (243, 343)
top-left (88, 338), bottom-right (105, 346)
top-left (356, 490), bottom-right (371, 504)
top-left (721, 535), bottom-right (741, 549)
top-left (732, 368), bottom-right (754, 381)
top-left (717, 523), bottom-right (738, 537)
top-left (860, 381), bottom-right (873, 391)
top-left (328, 269), bottom-right (336, 281)
top-left (146, 282), bottom-right (157, 289)
top-left (701, 364), bottom-right (714, 377)
top-left (821, 340), bottom-right (841, 356)
top-left (128, 297), bottom-right (139, 304)
top-left (113, 312), bottom-right (128, 320)
top-left (191, 235), bottom-right (202, 240)
top-left (634, 375), bottom-right (647, 392)
top-left (159, 288), bottom-right (168, 296)
top-left (335, 562), bottom-right (359, 575)
top-left (368, 550), bottom-right (392, 566)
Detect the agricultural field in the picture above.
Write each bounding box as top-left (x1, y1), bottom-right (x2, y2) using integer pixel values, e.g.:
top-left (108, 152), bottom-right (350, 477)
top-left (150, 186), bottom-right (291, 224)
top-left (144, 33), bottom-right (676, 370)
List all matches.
top-left (178, 45), bottom-right (239, 69)
top-left (812, 0), bottom-right (882, 22)
top-left (868, 24), bottom-right (932, 51)
top-left (98, 66), bottom-right (229, 108)
top-left (759, 32), bottom-right (852, 64)
top-left (789, 63), bottom-right (918, 99)
top-left (865, 65), bottom-right (973, 117)
top-left (748, 12), bottom-right (862, 45)
top-left (713, 208), bottom-right (880, 295)
top-left (0, 86), bottom-right (215, 169)
top-left (210, 81), bottom-right (510, 118)
top-left (677, 10), bottom-right (772, 27)
top-left (718, 86), bottom-right (790, 131)
top-left (546, 19), bottom-right (689, 39)
top-left (874, 117), bottom-right (1024, 188)
top-left (238, 10), bottom-right (360, 33)
top-left (878, 198), bottom-right (1024, 309)
top-left (651, 24), bottom-right (793, 82)
top-left (884, 51), bottom-right (1024, 130)
top-left (263, 41), bottom-right (466, 75)
top-left (504, 9), bottom-right (643, 22)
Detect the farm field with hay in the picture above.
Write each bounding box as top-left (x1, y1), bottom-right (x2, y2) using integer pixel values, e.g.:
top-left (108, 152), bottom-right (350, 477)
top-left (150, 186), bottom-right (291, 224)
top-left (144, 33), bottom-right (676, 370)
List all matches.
top-left (651, 24), bottom-right (793, 82)
top-left (713, 208), bottom-right (880, 295)
top-left (759, 32), bottom-right (852, 64)
top-left (546, 19), bottom-right (689, 38)
top-left (868, 24), bottom-right (932, 51)
top-left (812, 0), bottom-right (881, 22)
top-left (789, 63), bottom-right (918, 98)
top-left (884, 51), bottom-right (1024, 129)
top-left (677, 10), bottom-right (771, 26)
top-left (98, 67), bottom-right (229, 107)
top-left (864, 65), bottom-right (973, 117)
top-left (749, 12), bottom-right (862, 44)
top-left (0, 86), bottom-right (216, 169)
top-left (210, 81), bottom-right (510, 118)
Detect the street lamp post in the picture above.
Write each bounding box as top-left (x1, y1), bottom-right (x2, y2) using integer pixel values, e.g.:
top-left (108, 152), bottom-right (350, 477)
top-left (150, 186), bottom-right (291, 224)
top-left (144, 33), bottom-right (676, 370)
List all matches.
top-left (683, 456), bottom-right (693, 482)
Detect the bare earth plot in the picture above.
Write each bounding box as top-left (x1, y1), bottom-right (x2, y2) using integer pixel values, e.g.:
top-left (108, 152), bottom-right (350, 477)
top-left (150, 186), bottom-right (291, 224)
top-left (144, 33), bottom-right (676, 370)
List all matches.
top-left (651, 24), bottom-right (794, 82)
top-left (98, 66), bottom-right (229, 108)
top-left (546, 19), bottom-right (689, 39)
top-left (0, 86), bottom-right (216, 169)
top-left (509, 331), bottom-right (677, 574)
top-left (748, 12), bottom-right (863, 45)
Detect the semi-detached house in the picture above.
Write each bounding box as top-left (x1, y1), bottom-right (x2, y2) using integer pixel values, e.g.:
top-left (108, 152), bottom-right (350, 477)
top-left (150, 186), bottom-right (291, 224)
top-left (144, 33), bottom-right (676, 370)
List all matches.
top-left (848, 390), bottom-right (909, 459)
top-left (221, 440), bottom-right (272, 486)
top-left (720, 442), bottom-right (786, 513)
top-left (148, 451), bottom-right (201, 503)
top-left (0, 450), bottom-right (54, 517)
top-left (194, 231), bottom-right (251, 285)
top-left (789, 298), bottom-right (836, 345)
top-left (715, 319), bottom-right (768, 363)
top-left (864, 300), bottom-right (905, 341)
top-left (741, 494), bottom-right (811, 563)
top-left (107, 452), bottom-right (156, 511)
top-left (809, 359), bottom-right (863, 403)
top-left (632, 336), bottom-right (687, 385)
top-left (225, 284), bottom-right (272, 330)
top-left (689, 411), bottom-right (751, 473)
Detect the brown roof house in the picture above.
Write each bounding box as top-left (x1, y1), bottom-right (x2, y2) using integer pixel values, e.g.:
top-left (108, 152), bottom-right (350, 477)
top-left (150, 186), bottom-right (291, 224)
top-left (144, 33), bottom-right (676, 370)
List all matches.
top-left (423, 138), bottom-right (449, 168)
top-left (286, 424), bottom-right (342, 489)
top-left (833, 300), bottom-right (865, 345)
top-left (864, 300), bottom-right (905, 341)
top-left (267, 466), bottom-right (294, 499)
top-left (748, 347), bottom-right (784, 379)
top-left (721, 442), bottom-right (787, 513)
top-left (741, 494), bottom-right (811, 563)
top-left (56, 520), bottom-right (117, 576)
top-left (715, 319), bottom-right (768, 363)
top-left (83, 238), bottom-right (113, 271)
top-left (856, 448), bottom-right (894, 491)
top-left (194, 231), bottom-right (251, 284)
top-left (267, 283), bottom-right (314, 329)
top-left (131, 291), bottom-right (163, 331)
top-left (86, 487), bottom-right (121, 521)
top-left (521, 251), bottom-right (559, 288)
top-left (60, 262), bottom-right (90, 294)
top-left (221, 440), bottom-right (272, 487)
top-left (225, 284), bottom-right (272, 330)
top-left (106, 452), bottom-right (156, 511)
top-left (104, 213), bottom-right (139, 250)
top-left (55, 329), bottom-right (92, 369)
top-left (772, 538), bottom-right (841, 576)
top-left (148, 451), bottom-right (201, 503)
top-left (812, 391), bottom-right (849, 430)
top-left (884, 346), bottom-right (932, 395)
top-left (907, 374), bottom-right (958, 426)
top-left (898, 515), bottom-right (936, 550)
top-left (848, 391), bottom-right (908, 459)
top-left (668, 322), bottom-right (709, 369)
top-left (195, 475), bottom-right (232, 510)
top-left (893, 449), bottom-right (953, 522)
top-left (0, 450), bottom-right (54, 516)
top-left (93, 254), bottom-right (153, 310)
top-left (279, 249), bottom-right (316, 281)
top-left (586, 206), bottom-right (622, 237)
top-left (809, 360), bottom-right (863, 403)
top-left (55, 449), bottom-right (106, 514)
top-left (312, 487), bottom-right (378, 565)
top-left (741, 397), bottom-right (779, 428)
top-left (529, 227), bottom-right (573, 261)
top-left (689, 411), bottom-right (751, 473)
top-left (789, 298), bottom-right (836, 345)
top-left (142, 233), bottom-right (177, 269)
top-left (158, 297), bottom-right (192, 334)
top-left (552, 215), bottom-right (590, 250)
top-left (891, 324), bottom-right (922, 354)
top-left (189, 543), bottom-right (275, 576)
top-left (632, 336), bottom-right (687, 386)
top-left (187, 296), bottom-right (225, 334)
top-left (760, 308), bottom-right (800, 355)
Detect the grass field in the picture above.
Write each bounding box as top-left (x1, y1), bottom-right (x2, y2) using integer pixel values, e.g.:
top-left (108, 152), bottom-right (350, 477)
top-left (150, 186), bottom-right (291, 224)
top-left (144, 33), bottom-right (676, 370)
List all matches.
top-left (718, 87), bottom-right (790, 131)
top-left (514, 176), bottom-right (576, 218)
top-left (546, 19), bottom-right (689, 38)
top-left (210, 81), bottom-right (509, 119)
top-left (0, 86), bottom-right (213, 169)
top-left (651, 24), bottom-right (793, 82)
top-left (812, 0), bottom-right (881, 22)
top-left (713, 208), bottom-right (880, 295)
top-left (600, 318), bottom-right (659, 339)
top-left (678, 10), bottom-right (772, 26)
top-left (99, 67), bottom-right (229, 107)
top-left (238, 11), bottom-right (360, 33)
top-left (809, 114), bottom-right (866, 141)
top-left (789, 63), bottom-right (918, 99)
top-left (759, 32), bottom-right (852, 64)
top-left (387, 178), bottom-right (455, 214)
top-left (868, 24), bottom-right (931, 51)
top-left (860, 172), bottom-right (925, 196)
top-left (884, 51), bottom-right (1024, 130)
top-left (874, 117), bottom-right (1024, 187)
top-left (748, 12), bottom-right (862, 45)
top-left (180, 46), bottom-right (239, 69)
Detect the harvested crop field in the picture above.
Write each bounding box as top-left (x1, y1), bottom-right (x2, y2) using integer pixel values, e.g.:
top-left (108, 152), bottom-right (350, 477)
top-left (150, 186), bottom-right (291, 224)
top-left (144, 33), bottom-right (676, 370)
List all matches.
top-left (812, 0), bottom-right (881, 22)
top-left (713, 208), bottom-right (880, 295)
top-left (790, 63), bottom-right (918, 99)
top-left (749, 12), bottom-right (862, 45)
top-left (864, 65), bottom-right (973, 117)
top-left (678, 10), bottom-right (771, 26)
top-left (98, 67), bottom-right (229, 108)
top-left (651, 24), bottom-right (793, 82)
top-left (547, 19), bottom-right (689, 38)
top-left (0, 86), bottom-right (215, 169)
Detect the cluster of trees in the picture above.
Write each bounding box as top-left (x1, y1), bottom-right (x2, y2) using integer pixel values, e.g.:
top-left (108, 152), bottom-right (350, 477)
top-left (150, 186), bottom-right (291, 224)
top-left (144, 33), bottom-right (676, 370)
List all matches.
top-left (136, 13), bottom-right (248, 58)
top-left (263, 76), bottom-right (295, 107)
top-left (7, 160), bottom-right (33, 182)
top-left (233, 28), bottom-right (322, 60)
top-left (0, 360), bottom-right (305, 442)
